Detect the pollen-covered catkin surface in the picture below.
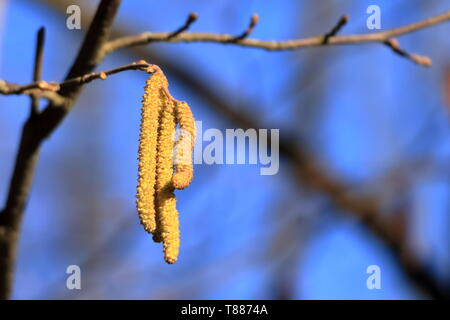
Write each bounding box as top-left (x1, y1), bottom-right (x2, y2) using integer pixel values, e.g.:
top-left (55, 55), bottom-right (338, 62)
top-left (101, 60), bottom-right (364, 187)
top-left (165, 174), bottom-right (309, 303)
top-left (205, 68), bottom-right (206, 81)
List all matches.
top-left (173, 101), bottom-right (196, 190)
top-left (154, 93), bottom-right (180, 264)
top-left (136, 72), bottom-right (168, 234)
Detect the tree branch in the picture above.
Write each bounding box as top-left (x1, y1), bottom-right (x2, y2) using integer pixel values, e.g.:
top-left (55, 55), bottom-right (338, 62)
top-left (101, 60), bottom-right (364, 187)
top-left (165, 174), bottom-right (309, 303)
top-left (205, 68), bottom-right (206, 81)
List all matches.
top-left (0, 61), bottom-right (151, 100)
top-left (0, 27), bottom-right (49, 299)
top-left (63, 0), bottom-right (122, 85)
top-left (0, 81), bottom-right (66, 105)
top-left (103, 10), bottom-right (450, 66)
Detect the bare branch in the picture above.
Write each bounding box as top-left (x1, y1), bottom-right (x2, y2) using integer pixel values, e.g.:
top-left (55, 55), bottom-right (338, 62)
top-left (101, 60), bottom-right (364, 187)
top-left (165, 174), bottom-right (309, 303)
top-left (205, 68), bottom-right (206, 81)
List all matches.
top-left (103, 10), bottom-right (450, 66)
top-left (0, 79), bottom-right (59, 95)
top-left (61, 61), bottom-right (151, 86)
top-left (0, 61), bottom-right (152, 103)
top-left (63, 0), bottom-right (121, 85)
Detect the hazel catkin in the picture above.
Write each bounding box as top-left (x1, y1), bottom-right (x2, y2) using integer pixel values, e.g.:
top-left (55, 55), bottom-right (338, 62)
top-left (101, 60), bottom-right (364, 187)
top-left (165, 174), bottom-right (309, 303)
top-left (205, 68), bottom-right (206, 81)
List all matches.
top-left (136, 72), bottom-right (168, 234)
top-left (172, 101), bottom-right (196, 190)
top-left (154, 95), bottom-right (180, 264)
top-left (136, 64), bottom-right (195, 264)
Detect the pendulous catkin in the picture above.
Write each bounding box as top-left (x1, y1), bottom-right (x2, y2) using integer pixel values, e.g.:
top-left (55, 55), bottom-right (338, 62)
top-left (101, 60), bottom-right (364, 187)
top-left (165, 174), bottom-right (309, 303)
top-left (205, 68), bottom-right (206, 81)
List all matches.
top-left (154, 95), bottom-right (179, 263)
top-left (136, 72), bottom-right (168, 234)
top-left (173, 101), bottom-right (196, 190)
top-left (136, 65), bottom-right (195, 264)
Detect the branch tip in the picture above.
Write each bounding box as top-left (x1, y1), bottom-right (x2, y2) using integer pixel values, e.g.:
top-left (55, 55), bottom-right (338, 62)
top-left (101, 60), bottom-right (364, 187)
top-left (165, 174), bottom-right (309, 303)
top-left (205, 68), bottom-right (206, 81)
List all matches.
top-left (323, 14), bottom-right (349, 44)
top-left (231, 13), bottom-right (260, 42)
top-left (168, 12), bottom-right (199, 39)
top-left (411, 55), bottom-right (432, 67)
top-left (385, 38), bottom-right (432, 67)
top-left (188, 12), bottom-right (199, 23)
top-left (250, 13), bottom-right (259, 26)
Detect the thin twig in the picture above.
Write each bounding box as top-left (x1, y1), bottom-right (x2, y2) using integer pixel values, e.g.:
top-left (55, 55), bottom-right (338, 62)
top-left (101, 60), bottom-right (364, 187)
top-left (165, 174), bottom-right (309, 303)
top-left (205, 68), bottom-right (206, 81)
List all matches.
top-left (61, 61), bottom-right (151, 87)
top-left (168, 12), bottom-right (198, 39)
top-left (322, 15), bottom-right (348, 44)
top-left (230, 13), bottom-right (259, 42)
top-left (30, 27), bottom-right (45, 115)
top-left (0, 80), bottom-right (59, 95)
top-left (385, 38), bottom-right (432, 67)
top-left (62, 0), bottom-right (122, 94)
top-left (0, 61), bottom-right (152, 100)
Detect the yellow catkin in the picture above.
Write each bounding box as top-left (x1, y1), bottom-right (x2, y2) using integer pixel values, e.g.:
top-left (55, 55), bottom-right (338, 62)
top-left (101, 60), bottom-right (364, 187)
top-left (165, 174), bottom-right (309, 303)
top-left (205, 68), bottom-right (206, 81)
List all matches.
top-left (154, 90), bottom-right (180, 264)
top-left (136, 72), bottom-right (168, 234)
top-left (136, 64), bottom-right (195, 264)
top-left (172, 101), bottom-right (196, 190)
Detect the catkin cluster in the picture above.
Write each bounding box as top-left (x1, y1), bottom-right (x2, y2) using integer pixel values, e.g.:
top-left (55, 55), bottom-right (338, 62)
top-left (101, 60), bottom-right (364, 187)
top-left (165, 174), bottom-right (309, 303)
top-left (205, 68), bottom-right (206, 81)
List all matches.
top-left (136, 65), bottom-right (196, 264)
